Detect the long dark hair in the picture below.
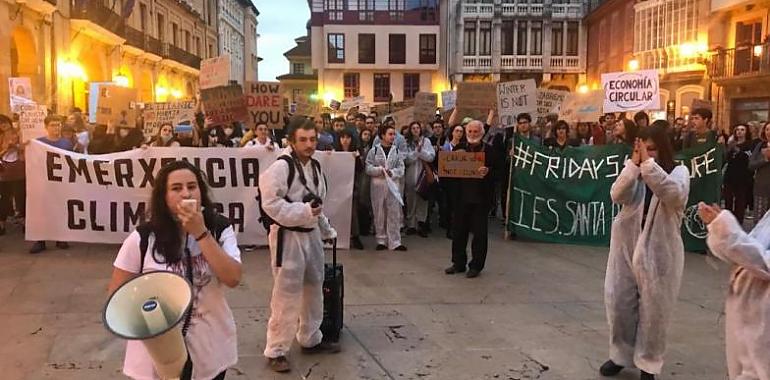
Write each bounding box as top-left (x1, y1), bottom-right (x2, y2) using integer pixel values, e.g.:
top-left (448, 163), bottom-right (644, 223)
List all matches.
top-left (619, 119), bottom-right (638, 145)
top-left (640, 120), bottom-right (676, 174)
top-left (405, 121), bottom-right (423, 145)
top-left (147, 161), bottom-right (217, 264)
top-left (334, 128), bottom-right (360, 152)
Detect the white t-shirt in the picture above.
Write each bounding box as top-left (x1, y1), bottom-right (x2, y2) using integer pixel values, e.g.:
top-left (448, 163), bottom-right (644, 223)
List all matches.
top-left (113, 226), bottom-right (241, 380)
top-left (243, 137), bottom-right (278, 150)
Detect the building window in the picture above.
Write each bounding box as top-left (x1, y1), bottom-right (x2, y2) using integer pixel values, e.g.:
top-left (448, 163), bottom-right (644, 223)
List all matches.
top-left (292, 63), bottom-right (305, 74)
top-left (326, 0), bottom-right (344, 21)
top-left (344, 73), bottom-right (360, 98)
top-left (552, 21), bottom-right (564, 56)
top-left (479, 21), bottom-right (492, 56)
top-left (567, 21), bottom-right (579, 56)
top-left (328, 33), bottom-right (345, 63)
top-left (172, 23), bottom-right (178, 46)
top-left (501, 20), bottom-right (515, 56)
top-left (389, 0), bottom-right (404, 21)
top-left (419, 34), bottom-right (436, 64)
top-left (157, 13), bottom-right (165, 41)
top-left (139, 3), bottom-right (147, 31)
top-left (389, 34), bottom-right (406, 64)
top-left (358, 0), bottom-right (374, 21)
top-left (185, 30), bottom-right (191, 51)
top-left (358, 34), bottom-right (375, 64)
top-left (464, 21), bottom-right (476, 55)
top-left (292, 89), bottom-right (302, 103)
top-left (531, 21), bottom-right (543, 55)
top-left (418, 0), bottom-right (437, 22)
top-left (517, 20), bottom-right (528, 55)
top-left (196, 37), bottom-right (201, 56)
top-left (403, 73), bottom-right (420, 100)
top-left (208, 44), bottom-right (214, 58)
top-left (373, 73), bottom-right (390, 102)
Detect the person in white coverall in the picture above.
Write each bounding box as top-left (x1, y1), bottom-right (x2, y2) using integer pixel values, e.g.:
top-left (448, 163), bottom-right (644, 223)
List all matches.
top-left (403, 121), bottom-right (436, 237)
top-left (700, 202), bottom-right (770, 380)
top-left (602, 121), bottom-right (690, 380)
top-left (261, 118), bottom-right (338, 373)
top-left (366, 124), bottom-right (407, 251)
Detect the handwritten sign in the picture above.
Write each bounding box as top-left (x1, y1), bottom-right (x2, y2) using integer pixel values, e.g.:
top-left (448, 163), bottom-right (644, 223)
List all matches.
top-left (441, 90), bottom-right (456, 111)
top-left (341, 96), bottom-right (365, 111)
top-left (295, 94), bottom-right (320, 116)
top-left (142, 101), bottom-right (196, 138)
top-left (559, 90), bottom-right (605, 123)
top-left (414, 92), bottom-right (437, 124)
top-left (390, 106), bottom-right (415, 127)
top-left (602, 69), bottom-right (660, 113)
top-left (497, 80), bottom-right (538, 126)
top-left (200, 55), bottom-right (231, 89)
top-left (18, 104), bottom-right (47, 142)
top-left (95, 85), bottom-right (138, 127)
top-left (244, 81), bottom-right (283, 129)
top-left (9, 77), bottom-right (33, 112)
top-left (537, 89), bottom-right (570, 118)
top-left (200, 84), bottom-right (248, 125)
top-left (438, 151), bottom-right (486, 179)
top-left (456, 82), bottom-right (496, 119)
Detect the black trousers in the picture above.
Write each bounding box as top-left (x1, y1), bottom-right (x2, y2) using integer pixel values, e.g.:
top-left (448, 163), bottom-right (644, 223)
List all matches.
top-left (451, 202), bottom-right (489, 271)
top-left (0, 180), bottom-right (25, 220)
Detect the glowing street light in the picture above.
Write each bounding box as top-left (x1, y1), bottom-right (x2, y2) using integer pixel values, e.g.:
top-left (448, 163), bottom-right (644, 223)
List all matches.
top-left (59, 60), bottom-right (88, 81)
top-left (322, 91), bottom-right (335, 105)
top-left (113, 73), bottom-right (130, 87)
top-left (628, 59), bottom-right (640, 72)
top-left (577, 84), bottom-right (589, 94)
top-left (170, 89), bottom-right (183, 99)
top-left (754, 45), bottom-right (763, 57)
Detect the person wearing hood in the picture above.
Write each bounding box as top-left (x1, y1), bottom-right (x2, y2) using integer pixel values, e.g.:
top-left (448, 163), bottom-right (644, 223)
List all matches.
top-left (366, 124), bottom-right (407, 251)
top-left (601, 121), bottom-right (690, 380)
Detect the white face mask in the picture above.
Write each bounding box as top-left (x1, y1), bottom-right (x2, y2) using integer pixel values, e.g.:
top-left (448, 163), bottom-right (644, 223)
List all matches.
top-left (119, 129), bottom-right (130, 138)
top-left (161, 134), bottom-right (173, 143)
top-left (224, 128), bottom-right (234, 136)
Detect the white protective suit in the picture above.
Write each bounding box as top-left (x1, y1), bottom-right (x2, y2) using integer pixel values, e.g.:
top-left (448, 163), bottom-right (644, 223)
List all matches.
top-left (707, 210), bottom-right (770, 380)
top-left (366, 143), bottom-right (406, 250)
top-left (261, 148), bottom-right (337, 359)
top-left (605, 158), bottom-right (690, 375)
top-left (403, 136), bottom-right (436, 229)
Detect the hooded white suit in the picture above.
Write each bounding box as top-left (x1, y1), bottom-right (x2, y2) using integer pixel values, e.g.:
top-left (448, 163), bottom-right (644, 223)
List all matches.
top-left (261, 148), bottom-right (337, 359)
top-left (605, 158), bottom-right (690, 375)
top-left (706, 210), bottom-right (770, 380)
top-left (366, 143), bottom-right (405, 250)
top-left (403, 136), bottom-right (436, 230)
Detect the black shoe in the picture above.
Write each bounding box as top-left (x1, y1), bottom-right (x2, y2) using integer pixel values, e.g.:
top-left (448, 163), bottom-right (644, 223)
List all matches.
top-left (376, 244), bottom-right (387, 251)
top-left (406, 228), bottom-right (417, 235)
top-left (640, 371), bottom-right (655, 380)
top-left (466, 269), bottom-right (481, 278)
top-left (268, 356), bottom-right (290, 373)
top-left (29, 241), bottom-right (46, 254)
top-left (351, 237), bottom-right (364, 250)
top-left (417, 228), bottom-right (428, 238)
top-left (599, 360), bottom-right (624, 376)
top-left (445, 266), bottom-right (466, 274)
top-left (301, 341), bottom-right (341, 354)
top-left (56, 242), bottom-right (70, 250)
top-left (394, 245), bottom-right (407, 251)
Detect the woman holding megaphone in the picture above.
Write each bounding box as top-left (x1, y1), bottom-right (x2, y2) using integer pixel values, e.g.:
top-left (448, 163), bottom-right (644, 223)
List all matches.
top-left (107, 160), bottom-right (242, 380)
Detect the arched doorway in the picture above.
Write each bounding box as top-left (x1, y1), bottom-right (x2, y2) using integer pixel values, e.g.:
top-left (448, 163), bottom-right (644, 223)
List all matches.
top-left (10, 26), bottom-right (37, 78)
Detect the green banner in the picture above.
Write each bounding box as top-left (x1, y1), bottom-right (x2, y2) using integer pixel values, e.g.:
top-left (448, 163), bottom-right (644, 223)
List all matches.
top-left (506, 138), bottom-right (723, 251)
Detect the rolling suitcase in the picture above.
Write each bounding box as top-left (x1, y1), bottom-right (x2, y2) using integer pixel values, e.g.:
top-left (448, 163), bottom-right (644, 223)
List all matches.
top-left (321, 238), bottom-right (344, 342)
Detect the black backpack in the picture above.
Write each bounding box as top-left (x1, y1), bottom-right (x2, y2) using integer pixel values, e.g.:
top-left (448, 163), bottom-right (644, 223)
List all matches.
top-left (256, 154), bottom-right (322, 230)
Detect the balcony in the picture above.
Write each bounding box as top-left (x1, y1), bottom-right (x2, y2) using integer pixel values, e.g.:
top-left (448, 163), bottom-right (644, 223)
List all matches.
top-left (709, 43), bottom-right (770, 82)
top-left (123, 26), bottom-right (145, 50)
top-left (71, 2), bottom-right (125, 44)
top-left (165, 44), bottom-right (201, 70)
top-left (463, 3), bottom-right (494, 18)
top-left (501, 55), bottom-right (543, 70)
top-left (552, 3), bottom-right (584, 18)
top-left (550, 56), bottom-right (582, 72)
top-left (500, 3), bottom-right (543, 17)
top-left (146, 36), bottom-right (164, 57)
top-left (463, 56), bottom-right (493, 70)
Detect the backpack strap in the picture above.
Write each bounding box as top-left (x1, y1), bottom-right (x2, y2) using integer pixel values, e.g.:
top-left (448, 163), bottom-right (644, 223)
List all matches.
top-left (136, 224), bottom-right (152, 274)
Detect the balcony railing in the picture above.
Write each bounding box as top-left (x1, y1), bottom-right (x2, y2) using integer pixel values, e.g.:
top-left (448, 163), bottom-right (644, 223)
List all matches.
top-left (166, 44), bottom-right (201, 69)
top-left (463, 56), bottom-right (492, 69)
top-left (709, 43), bottom-right (770, 81)
top-left (124, 26), bottom-right (145, 50)
top-left (550, 56), bottom-right (581, 69)
top-left (500, 3), bottom-right (544, 17)
top-left (552, 3), bottom-right (584, 18)
top-left (501, 55), bottom-right (543, 70)
top-left (146, 36), bottom-right (164, 57)
top-left (71, 1), bottom-right (125, 35)
top-left (463, 3), bottom-right (494, 17)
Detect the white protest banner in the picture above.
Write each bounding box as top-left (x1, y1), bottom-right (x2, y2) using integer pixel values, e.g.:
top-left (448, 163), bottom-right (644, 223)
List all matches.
top-left (18, 104), bottom-right (47, 142)
top-left (601, 69), bottom-right (660, 113)
top-left (536, 89), bottom-right (570, 118)
top-left (244, 81), bottom-right (283, 129)
top-left (441, 90), bottom-right (456, 111)
top-left (559, 90), bottom-right (605, 123)
top-left (497, 79), bottom-right (538, 126)
top-left (24, 141), bottom-right (355, 248)
top-left (9, 77), bottom-right (33, 112)
top-left (341, 96), bottom-right (365, 111)
top-left (414, 92), bottom-right (438, 124)
top-left (142, 101), bottom-right (196, 138)
top-left (200, 55), bottom-right (231, 89)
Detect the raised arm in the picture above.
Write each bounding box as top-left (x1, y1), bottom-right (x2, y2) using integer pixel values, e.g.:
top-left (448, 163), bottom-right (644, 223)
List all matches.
top-left (610, 160), bottom-right (642, 205)
top-left (707, 210), bottom-right (770, 281)
top-left (640, 158), bottom-right (690, 209)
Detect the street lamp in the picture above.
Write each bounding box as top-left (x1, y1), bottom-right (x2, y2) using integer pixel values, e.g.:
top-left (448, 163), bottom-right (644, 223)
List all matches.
top-left (754, 44), bottom-right (763, 57)
top-left (628, 59), bottom-right (640, 72)
top-left (577, 84), bottom-right (589, 94)
top-left (113, 73), bottom-right (129, 87)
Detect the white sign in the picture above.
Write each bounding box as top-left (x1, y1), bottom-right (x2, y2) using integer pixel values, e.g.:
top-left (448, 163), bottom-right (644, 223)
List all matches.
top-left (142, 101), bottom-right (196, 138)
top-left (9, 77), bottom-right (33, 112)
top-left (341, 96), bottom-right (365, 111)
top-left (536, 89), bottom-right (570, 118)
top-left (200, 55), bottom-right (231, 89)
top-left (441, 90), bottom-right (457, 111)
top-left (18, 104), bottom-right (47, 142)
top-left (497, 80), bottom-right (538, 127)
top-left (25, 142), bottom-right (355, 248)
top-left (601, 70), bottom-right (660, 113)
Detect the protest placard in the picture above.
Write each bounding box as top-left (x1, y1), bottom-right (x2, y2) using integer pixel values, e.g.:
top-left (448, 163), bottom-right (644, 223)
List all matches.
top-left (329, 99), bottom-right (341, 111)
top-left (537, 89), bottom-right (570, 118)
top-left (201, 84), bottom-right (248, 125)
top-left (200, 55), bottom-right (231, 89)
top-left (497, 80), bottom-right (538, 126)
top-left (441, 90), bottom-right (456, 111)
top-left (358, 103), bottom-right (371, 114)
top-left (95, 85), bottom-right (138, 127)
top-left (390, 106), bottom-right (415, 126)
top-left (142, 101), bottom-right (196, 138)
top-left (244, 81), bottom-right (283, 129)
top-left (438, 151), bottom-right (486, 178)
top-left (9, 77), bottom-right (33, 112)
top-left (414, 92), bottom-right (438, 124)
top-left (341, 96), bottom-right (365, 111)
top-left (18, 104), bottom-right (47, 142)
top-left (456, 82), bottom-right (497, 119)
top-left (601, 69), bottom-right (660, 113)
top-left (559, 90), bottom-right (605, 123)
top-left (295, 94), bottom-right (320, 116)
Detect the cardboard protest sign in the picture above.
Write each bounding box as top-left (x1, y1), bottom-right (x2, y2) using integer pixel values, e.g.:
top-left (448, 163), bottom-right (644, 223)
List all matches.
top-left (414, 92), bottom-right (438, 124)
top-left (537, 89), bottom-right (570, 118)
top-left (142, 101), bottom-right (196, 138)
top-left (9, 77), bottom-right (33, 112)
top-left (602, 70), bottom-right (660, 113)
top-left (200, 84), bottom-right (248, 125)
top-left (295, 94), bottom-right (320, 116)
top-left (441, 90), bottom-right (456, 111)
top-left (559, 90), bottom-right (605, 123)
top-left (438, 151), bottom-right (486, 178)
top-left (390, 106), bottom-right (415, 126)
top-left (95, 85), bottom-right (138, 127)
top-left (358, 103), bottom-right (371, 115)
top-left (244, 81), bottom-right (283, 129)
top-left (200, 55), bottom-right (231, 89)
top-left (329, 100), bottom-right (341, 111)
top-left (341, 96), bottom-right (365, 111)
top-left (456, 82), bottom-right (497, 120)
top-left (497, 80), bottom-right (538, 126)
top-left (18, 104), bottom-right (47, 142)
